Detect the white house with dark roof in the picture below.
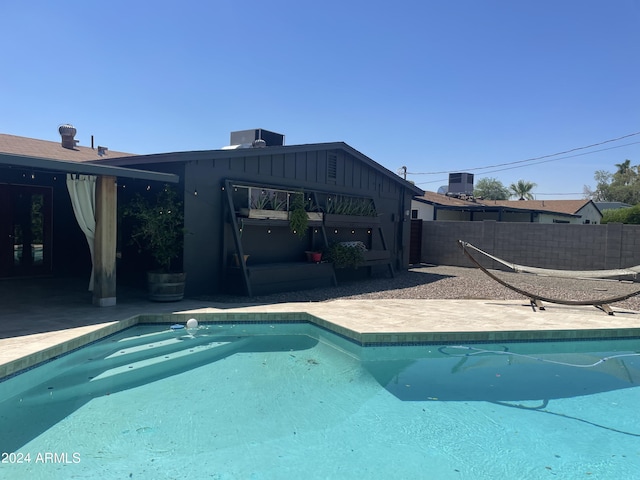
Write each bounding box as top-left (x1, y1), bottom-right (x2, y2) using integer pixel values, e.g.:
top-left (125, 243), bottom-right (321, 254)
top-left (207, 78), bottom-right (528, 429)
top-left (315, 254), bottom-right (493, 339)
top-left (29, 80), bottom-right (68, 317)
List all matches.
top-left (412, 191), bottom-right (602, 224)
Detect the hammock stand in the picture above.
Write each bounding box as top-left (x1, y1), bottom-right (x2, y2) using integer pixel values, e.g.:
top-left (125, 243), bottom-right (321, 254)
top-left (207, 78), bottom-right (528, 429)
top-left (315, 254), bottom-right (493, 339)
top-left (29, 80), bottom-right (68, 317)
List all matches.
top-left (458, 240), bottom-right (640, 315)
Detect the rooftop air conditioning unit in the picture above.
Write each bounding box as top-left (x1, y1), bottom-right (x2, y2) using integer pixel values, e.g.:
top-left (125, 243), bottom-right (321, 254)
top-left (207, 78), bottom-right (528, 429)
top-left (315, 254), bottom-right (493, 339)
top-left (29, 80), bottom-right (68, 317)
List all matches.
top-left (448, 172), bottom-right (474, 195)
top-left (228, 129), bottom-right (285, 148)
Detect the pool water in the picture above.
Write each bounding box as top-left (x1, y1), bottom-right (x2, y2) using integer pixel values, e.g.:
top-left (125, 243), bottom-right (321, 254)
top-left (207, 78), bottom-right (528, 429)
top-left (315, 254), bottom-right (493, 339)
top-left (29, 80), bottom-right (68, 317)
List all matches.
top-left (1, 323), bottom-right (639, 480)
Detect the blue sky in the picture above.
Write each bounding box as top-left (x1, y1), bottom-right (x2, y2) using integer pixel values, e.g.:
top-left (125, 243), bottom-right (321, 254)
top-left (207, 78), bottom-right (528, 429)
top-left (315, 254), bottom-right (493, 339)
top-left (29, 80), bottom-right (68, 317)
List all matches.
top-left (2, 0), bottom-right (639, 199)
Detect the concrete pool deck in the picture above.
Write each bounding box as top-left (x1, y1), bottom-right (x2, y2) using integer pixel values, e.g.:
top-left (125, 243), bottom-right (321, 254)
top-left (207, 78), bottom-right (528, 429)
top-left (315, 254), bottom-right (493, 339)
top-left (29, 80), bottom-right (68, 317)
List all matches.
top-left (2, 277), bottom-right (640, 380)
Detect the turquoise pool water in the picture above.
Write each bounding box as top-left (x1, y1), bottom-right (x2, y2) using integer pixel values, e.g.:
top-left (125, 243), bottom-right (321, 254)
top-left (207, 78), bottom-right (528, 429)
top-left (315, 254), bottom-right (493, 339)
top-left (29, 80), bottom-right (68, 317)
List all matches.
top-left (1, 323), bottom-right (639, 480)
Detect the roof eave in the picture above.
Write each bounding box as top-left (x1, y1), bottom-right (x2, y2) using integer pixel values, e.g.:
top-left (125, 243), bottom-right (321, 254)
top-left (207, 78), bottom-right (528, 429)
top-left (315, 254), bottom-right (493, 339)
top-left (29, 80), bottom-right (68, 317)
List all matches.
top-left (0, 153), bottom-right (179, 183)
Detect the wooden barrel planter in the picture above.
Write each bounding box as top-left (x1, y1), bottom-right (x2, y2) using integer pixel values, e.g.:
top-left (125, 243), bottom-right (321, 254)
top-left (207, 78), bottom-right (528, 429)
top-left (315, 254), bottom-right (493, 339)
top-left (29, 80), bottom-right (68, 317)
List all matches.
top-left (147, 272), bottom-right (186, 302)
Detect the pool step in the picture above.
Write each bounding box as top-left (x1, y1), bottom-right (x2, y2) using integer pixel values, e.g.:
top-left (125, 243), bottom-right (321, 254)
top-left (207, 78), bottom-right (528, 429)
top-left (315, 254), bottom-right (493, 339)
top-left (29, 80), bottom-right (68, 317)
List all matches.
top-left (19, 337), bottom-right (249, 404)
top-left (14, 333), bottom-right (319, 405)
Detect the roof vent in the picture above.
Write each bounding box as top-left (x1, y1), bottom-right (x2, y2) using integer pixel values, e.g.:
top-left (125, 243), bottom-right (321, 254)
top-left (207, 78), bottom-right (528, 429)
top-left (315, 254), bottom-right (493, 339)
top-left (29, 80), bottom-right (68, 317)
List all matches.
top-left (97, 146), bottom-right (108, 156)
top-left (59, 124), bottom-right (79, 149)
top-left (252, 138), bottom-right (267, 148)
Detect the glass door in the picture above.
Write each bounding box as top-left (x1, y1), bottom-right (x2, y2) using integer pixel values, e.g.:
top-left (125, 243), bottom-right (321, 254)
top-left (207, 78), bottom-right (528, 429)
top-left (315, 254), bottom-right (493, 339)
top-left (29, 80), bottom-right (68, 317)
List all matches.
top-left (0, 185), bottom-right (52, 277)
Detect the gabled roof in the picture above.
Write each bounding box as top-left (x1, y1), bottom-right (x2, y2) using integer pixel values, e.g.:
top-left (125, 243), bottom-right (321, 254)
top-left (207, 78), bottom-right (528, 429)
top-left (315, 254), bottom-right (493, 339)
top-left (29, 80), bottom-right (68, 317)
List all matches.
top-left (416, 192), bottom-right (598, 216)
top-left (90, 141), bottom-right (424, 195)
top-left (0, 133), bottom-right (136, 162)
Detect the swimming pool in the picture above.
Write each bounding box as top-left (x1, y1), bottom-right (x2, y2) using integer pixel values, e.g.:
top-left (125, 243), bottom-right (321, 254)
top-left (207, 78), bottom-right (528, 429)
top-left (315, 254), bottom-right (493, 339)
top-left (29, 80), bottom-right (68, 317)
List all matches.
top-left (1, 322), bottom-right (639, 479)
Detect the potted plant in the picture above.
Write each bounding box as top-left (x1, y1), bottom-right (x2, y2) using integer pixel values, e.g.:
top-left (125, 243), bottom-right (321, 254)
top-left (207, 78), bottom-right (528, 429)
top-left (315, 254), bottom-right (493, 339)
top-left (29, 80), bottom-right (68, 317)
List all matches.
top-left (248, 188), bottom-right (288, 220)
top-left (323, 195), bottom-right (379, 226)
top-left (123, 185), bottom-right (187, 301)
top-left (305, 195), bottom-right (323, 221)
top-left (304, 250), bottom-right (323, 262)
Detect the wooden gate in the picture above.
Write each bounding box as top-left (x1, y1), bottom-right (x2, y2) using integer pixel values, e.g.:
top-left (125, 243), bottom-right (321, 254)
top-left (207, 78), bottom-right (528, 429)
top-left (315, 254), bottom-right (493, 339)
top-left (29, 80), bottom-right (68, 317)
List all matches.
top-left (409, 219), bottom-right (423, 264)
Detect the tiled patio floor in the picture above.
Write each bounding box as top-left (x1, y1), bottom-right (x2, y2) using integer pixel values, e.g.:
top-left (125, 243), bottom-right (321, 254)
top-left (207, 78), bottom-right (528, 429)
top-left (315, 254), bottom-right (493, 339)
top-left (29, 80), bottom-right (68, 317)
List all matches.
top-left (2, 276), bottom-right (640, 379)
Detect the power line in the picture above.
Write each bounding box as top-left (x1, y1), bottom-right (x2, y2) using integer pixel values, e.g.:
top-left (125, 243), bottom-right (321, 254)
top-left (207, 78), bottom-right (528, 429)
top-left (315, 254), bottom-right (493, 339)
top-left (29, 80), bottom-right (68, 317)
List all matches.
top-left (414, 140), bottom-right (640, 185)
top-left (408, 131), bottom-right (640, 176)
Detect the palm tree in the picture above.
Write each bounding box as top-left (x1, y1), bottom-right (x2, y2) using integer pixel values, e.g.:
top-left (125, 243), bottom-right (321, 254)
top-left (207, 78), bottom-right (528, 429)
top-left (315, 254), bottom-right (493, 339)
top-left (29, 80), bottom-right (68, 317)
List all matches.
top-left (615, 159), bottom-right (632, 176)
top-left (509, 179), bottom-right (537, 200)
top-left (613, 159), bottom-right (636, 186)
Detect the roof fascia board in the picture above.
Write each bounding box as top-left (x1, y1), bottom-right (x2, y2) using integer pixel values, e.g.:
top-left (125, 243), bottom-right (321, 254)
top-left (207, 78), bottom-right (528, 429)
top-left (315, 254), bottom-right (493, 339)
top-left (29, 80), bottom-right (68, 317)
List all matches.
top-left (0, 153), bottom-right (179, 183)
top-left (94, 142), bottom-right (424, 195)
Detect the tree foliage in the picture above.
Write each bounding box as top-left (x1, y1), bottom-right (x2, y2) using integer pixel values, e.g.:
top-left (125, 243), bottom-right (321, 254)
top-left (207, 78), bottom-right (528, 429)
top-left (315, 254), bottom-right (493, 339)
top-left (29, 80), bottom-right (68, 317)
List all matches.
top-left (601, 204), bottom-right (640, 224)
top-left (586, 159), bottom-right (640, 205)
top-left (123, 185), bottom-right (185, 272)
top-left (509, 179), bottom-right (537, 200)
top-left (473, 177), bottom-right (510, 200)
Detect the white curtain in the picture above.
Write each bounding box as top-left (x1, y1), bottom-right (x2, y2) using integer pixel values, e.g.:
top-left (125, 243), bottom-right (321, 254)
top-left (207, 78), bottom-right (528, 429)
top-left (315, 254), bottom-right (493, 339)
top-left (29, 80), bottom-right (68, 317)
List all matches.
top-left (66, 174), bottom-right (97, 291)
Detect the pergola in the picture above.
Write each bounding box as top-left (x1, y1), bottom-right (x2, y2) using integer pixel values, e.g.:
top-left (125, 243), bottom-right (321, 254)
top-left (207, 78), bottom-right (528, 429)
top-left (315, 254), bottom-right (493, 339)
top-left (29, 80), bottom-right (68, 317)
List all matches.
top-left (0, 153), bottom-right (179, 306)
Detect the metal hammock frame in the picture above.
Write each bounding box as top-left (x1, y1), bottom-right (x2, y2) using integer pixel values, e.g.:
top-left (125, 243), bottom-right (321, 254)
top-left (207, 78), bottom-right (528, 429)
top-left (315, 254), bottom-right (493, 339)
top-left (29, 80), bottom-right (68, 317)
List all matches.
top-left (458, 240), bottom-right (640, 315)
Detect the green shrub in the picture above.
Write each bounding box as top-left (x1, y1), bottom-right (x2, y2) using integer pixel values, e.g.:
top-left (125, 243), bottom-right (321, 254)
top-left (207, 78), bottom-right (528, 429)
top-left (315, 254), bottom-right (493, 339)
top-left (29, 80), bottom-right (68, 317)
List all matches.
top-left (601, 204), bottom-right (640, 224)
top-left (326, 243), bottom-right (365, 269)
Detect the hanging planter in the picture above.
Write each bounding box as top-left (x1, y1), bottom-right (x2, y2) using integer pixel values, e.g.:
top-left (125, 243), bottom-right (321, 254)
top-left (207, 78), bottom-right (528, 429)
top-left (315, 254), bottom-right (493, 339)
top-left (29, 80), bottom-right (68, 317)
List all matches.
top-left (289, 192), bottom-right (309, 238)
top-left (247, 188), bottom-right (289, 220)
top-left (248, 209), bottom-right (289, 220)
top-left (306, 212), bottom-right (324, 221)
top-left (323, 195), bottom-right (379, 226)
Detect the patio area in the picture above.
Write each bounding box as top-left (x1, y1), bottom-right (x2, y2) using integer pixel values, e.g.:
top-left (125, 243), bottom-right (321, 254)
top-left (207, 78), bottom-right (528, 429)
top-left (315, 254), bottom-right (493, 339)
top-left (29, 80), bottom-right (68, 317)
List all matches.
top-left (2, 273), bottom-right (640, 380)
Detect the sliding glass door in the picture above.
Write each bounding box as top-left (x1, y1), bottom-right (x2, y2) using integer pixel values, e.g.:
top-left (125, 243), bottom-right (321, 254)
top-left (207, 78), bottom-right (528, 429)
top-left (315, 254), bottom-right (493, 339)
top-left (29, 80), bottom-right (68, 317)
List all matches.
top-left (0, 185), bottom-right (52, 277)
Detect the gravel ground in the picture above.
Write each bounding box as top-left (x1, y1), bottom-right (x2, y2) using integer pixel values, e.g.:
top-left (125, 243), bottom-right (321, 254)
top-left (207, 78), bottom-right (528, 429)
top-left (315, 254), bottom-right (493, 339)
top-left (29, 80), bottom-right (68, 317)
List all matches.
top-left (197, 264), bottom-right (640, 311)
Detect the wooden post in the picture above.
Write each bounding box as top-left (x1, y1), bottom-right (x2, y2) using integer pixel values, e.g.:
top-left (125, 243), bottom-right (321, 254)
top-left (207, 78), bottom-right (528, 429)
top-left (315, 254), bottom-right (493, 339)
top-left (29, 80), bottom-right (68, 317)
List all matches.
top-left (93, 175), bottom-right (117, 306)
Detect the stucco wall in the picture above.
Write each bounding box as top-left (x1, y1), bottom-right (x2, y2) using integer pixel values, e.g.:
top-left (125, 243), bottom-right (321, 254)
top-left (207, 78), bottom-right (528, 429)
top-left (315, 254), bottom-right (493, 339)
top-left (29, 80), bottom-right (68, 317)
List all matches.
top-left (421, 220), bottom-right (640, 273)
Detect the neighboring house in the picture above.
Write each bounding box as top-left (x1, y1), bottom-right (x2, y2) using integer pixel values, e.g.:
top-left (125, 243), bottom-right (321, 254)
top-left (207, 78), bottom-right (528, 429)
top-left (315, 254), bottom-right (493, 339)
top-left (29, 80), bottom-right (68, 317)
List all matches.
top-left (412, 191), bottom-right (602, 224)
top-left (93, 130), bottom-right (423, 296)
top-left (1, 128), bottom-right (422, 299)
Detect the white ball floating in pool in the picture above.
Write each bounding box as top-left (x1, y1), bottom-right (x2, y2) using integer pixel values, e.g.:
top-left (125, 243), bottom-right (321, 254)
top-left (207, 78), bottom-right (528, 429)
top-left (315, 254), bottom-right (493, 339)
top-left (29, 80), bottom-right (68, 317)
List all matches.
top-left (186, 318), bottom-right (199, 329)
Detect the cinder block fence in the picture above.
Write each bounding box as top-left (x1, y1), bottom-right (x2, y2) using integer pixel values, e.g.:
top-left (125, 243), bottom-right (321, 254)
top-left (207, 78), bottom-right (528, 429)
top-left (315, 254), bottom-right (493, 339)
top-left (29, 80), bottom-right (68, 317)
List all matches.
top-left (421, 220), bottom-right (640, 273)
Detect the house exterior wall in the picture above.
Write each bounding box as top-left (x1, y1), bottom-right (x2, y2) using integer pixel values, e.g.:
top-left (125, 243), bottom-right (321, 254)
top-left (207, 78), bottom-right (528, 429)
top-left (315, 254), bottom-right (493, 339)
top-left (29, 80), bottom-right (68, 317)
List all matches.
top-left (412, 201), bottom-right (434, 220)
top-left (421, 220), bottom-right (640, 273)
top-left (537, 213), bottom-right (575, 223)
top-left (575, 203), bottom-right (601, 224)
top-left (121, 147), bottom-right (414, 295)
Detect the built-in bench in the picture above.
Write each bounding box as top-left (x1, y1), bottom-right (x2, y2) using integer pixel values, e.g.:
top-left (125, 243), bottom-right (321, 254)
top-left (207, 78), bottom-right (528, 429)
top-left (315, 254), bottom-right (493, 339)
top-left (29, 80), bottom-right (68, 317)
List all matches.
top-left (362, 250), bottom-right (394, 276)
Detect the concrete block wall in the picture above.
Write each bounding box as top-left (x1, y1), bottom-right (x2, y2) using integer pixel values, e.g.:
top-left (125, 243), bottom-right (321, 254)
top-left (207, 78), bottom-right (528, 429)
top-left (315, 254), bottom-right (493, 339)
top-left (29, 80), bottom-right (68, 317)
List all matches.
top-left (422, 220), bottom-right (640, 272)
